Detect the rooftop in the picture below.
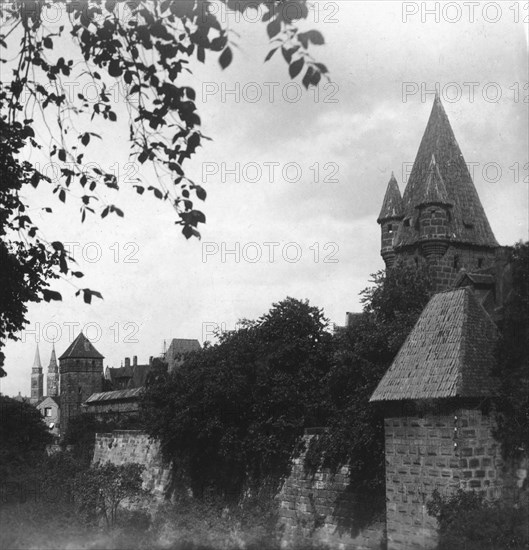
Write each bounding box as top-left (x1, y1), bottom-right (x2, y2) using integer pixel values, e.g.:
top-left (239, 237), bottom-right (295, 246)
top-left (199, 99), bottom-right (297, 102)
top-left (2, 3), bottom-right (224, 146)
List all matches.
top-left (370, 287), bottom-right (498, 402)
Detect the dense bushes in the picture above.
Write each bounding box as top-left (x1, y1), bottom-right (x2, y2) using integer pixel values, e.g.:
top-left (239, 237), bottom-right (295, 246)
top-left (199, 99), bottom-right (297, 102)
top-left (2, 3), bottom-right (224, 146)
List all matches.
top-left (142, 297), bottom-right (334, 498)
top-left (305, 262), bottom-right (432, 490)
top-left (63, 412), bottom-right (144, 465)
top-left (427, 489), bottom-right (529, 550)
top-left (493, 241), bottom-right (529, 458)
top-left (0, 395), bottom-right (52, 480)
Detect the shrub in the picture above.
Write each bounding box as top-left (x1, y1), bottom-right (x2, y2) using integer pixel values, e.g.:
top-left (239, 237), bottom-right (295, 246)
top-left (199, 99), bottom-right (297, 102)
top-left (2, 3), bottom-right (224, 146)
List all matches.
top-left (427, 489), bottom-right (529, 550)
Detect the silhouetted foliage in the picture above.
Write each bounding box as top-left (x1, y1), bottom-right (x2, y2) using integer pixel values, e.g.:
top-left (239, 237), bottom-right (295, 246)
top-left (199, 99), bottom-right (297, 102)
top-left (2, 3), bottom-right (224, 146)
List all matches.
top-left (142, 297), bottom-right (333, 498)
top-left (63, 412), bottom-right (143, 465)
top-left (305, 261), bottom-right (432, 491)
top-left (493, 241), bottom-right (529, 458)
top-left (0, 395), bottom-right (52, 479)
top-left (0, 0), bottom-right (328, 369)
top-left (427, 489), bottom-right (529, 550)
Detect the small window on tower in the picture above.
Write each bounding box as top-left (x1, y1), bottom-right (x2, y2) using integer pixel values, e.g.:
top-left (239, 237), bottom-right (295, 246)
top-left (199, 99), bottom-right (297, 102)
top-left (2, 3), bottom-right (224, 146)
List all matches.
top-left (387, 223), bottom-right (393, 233)
top-left (478, 258), bottom-right (484, 268)
top-left (453, 256), bottom-right (460, 270)
top-left (414, 257), bottom-right (419, 267)
top-left (45, 407), bottom-right (52, 417)
top-left (404, 218), bottom-right (411, 227)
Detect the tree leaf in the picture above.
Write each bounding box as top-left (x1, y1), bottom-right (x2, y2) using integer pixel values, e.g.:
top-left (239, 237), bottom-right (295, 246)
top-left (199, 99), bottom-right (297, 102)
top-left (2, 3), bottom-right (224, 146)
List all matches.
top-left (289, 57), bottom-right (304, 79)
top-left (267, 18), bottom-right (281, 38)
top-left (219, 47), bottom-right (233, 70)
top-left (265, 48), bottom-right (278, 62)
top-left (108, 59), bottom-right (122, 77)
top-left (42, 289), bottom-right (62, 302)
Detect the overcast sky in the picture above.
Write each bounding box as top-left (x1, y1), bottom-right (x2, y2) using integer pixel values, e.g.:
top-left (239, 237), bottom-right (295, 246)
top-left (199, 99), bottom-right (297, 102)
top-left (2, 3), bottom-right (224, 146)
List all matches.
top-left (2, 1), bottom-right (528, 397)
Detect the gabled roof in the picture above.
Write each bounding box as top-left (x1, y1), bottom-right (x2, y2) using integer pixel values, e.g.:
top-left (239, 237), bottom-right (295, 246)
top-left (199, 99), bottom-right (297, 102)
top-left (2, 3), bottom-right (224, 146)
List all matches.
top-left (377, 173), bottom-right (403, 222)
top-left (59, 332), bottom-right (104, 360)
top-left (394, 96), bottom-right (498, 248)
top-left (370, 287), bottom-right (498, 402)
top-left (106, 364), bottom-right (152, 389)
top-left (84, 387), bottom-right (143, 404)
top-left (36, 395), bottom-right (60, 408)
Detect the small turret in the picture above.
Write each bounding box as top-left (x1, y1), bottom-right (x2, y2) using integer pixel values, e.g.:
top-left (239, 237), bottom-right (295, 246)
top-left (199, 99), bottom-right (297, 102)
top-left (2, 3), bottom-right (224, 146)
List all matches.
top-left (377, 172), bottom-right (403, 268)
top-left (415, 154), bottom-right (453, 259)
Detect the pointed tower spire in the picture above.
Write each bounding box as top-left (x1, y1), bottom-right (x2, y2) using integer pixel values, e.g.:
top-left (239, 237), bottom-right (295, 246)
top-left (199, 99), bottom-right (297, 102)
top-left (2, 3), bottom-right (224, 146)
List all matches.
top-left (33, 344), bottom-right (42, 371)
top-left (47, 343), bottom-right (59, 397)
top-left (378, 172), bottom-right (404, 223)
top-left (30, 344), bottom-right (43, 404)
top-left (378, 173), bottom-right (403, 268)
top-left (394, 95), bottom-right (498, 250)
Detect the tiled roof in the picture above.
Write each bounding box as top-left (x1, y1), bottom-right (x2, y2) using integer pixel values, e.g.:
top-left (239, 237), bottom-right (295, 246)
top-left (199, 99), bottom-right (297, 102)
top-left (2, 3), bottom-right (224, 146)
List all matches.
top-left (84, 387), bottom-right (143, 404)
top-left (416, 154), bottom-right (452, 207)
top-left (59, 332), bottom-right (104, 360)
top-left (394, 96), bottom-right (498, 249)
top-left (106, 364), bottom-right (151, 389)
top-left (377, 173), bottom-right (403, 222)
top-left (370, 287), bottom-right (498, 402)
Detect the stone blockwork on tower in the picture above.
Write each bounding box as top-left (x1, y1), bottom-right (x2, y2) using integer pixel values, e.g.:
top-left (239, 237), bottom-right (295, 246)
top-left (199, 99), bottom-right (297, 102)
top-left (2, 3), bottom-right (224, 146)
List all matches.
top-left (59, 332), bottom-right (104, 435)
top-left (371, 287), bottom-right (526, 550)
top-left (378, 95), bottom-right (499, 291)
top-left (383, 406), bottom-right (505, 550)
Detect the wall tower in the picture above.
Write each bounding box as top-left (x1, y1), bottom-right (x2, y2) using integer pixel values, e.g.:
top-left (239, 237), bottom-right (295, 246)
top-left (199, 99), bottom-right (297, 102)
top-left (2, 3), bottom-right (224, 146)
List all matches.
top-left (378, 95), bottom-right (499, 291)
top-left (59, 332), bottom-right (104, 435)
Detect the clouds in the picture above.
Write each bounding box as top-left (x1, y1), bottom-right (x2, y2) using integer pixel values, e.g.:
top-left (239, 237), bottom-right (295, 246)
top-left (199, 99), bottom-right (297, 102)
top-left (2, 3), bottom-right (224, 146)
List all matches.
top-left (2, 2), bottom-right (527, 396)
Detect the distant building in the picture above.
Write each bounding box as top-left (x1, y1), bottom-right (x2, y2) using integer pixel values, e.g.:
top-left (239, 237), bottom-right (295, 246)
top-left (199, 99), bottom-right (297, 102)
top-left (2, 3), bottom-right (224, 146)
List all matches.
top-left (105, 355), bottom-right (153, 390)
top-left (13, 392), bottom-right (30, 403)
top-left (165, 338), bottom-right (201, 373)
top-left (30, 345), bottom-right (43, 404)
top-left (46, 344), bottom-right (59, 397)
top-left (59, 332), bottom-right (104, 435)
top-left (83, 387), bottom-right (143, 421)
top-left (36, 395), bottom-right (60, 437)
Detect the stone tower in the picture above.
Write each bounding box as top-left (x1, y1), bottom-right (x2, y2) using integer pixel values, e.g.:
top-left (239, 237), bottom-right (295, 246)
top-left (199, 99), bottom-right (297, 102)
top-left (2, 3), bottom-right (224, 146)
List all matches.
top-left (30, 344), bottom-right (43, 404)
top-left (46, 344), bottom-right (59, 397)
top-left (378, 95), bottom-right (499, 291)
top-left (59, 332), bottom-right (104, 435)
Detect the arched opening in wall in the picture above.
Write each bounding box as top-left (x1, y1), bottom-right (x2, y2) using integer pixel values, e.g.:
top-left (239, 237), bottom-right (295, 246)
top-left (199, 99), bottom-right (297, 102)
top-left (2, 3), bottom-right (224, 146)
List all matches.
top-left (404, 218), bottom-right (411, 227)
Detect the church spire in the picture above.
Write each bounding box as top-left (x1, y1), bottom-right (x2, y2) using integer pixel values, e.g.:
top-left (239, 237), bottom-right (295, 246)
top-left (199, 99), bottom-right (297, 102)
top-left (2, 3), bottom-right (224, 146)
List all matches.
top-left (32, 344), bottom-right (42, 372)
top-left (47, 344), bottom-right (59, 397)
top-left (48, 344), bottom-right (57, 372)
top-left (30, 344), bottom-right (43, 404)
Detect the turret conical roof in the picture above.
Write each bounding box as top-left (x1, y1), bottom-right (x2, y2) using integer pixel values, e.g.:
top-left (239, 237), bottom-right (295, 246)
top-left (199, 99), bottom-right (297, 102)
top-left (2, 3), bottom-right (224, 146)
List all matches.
top-left (377, 172), bottom-right (403, 222)
top-left (59, 332), bottom-right (104, 360)
top-left (394, 96), bottom-right (498, 248)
